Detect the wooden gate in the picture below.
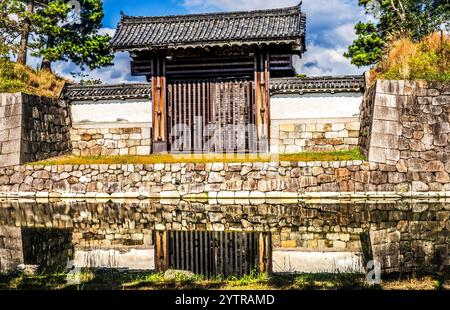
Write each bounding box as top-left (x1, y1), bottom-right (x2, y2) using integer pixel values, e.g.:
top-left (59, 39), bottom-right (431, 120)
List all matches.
top-left (167, 79), bottom-right (257, 153)
top-left (154, 231), bottom-right (272, 277)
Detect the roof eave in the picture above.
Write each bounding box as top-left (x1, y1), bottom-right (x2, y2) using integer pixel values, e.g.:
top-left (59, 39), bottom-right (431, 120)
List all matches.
top-left (111, 38), bottom-right (305, 53)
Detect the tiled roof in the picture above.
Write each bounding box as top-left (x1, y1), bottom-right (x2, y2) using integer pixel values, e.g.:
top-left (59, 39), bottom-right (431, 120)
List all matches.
top-left (270, 75), bottom-right (366, 94)
top-left (62, 83), bottom-right (152, 102)
top-left (110, 3), bottom-right (306, 51)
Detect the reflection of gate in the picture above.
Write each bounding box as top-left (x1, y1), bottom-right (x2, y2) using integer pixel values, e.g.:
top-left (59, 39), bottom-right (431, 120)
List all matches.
top-left (167, 79), bottom-right (257, 153)
top-left (154, 231), bottom-right (272, 277)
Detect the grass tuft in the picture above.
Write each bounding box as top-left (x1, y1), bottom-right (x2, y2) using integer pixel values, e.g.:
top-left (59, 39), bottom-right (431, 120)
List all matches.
top-left (0, 59), bottom-right (66, 99)
top-left (376, 32), bottom-right (450, 82)
top-left (33, 149), bottom-right (365, 166)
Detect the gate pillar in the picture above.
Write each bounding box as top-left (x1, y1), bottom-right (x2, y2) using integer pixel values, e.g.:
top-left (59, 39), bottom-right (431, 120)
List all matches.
top-left (151, 55), bottom-right (168, 153)
top-left (254, 52), bottom-right (270, 153)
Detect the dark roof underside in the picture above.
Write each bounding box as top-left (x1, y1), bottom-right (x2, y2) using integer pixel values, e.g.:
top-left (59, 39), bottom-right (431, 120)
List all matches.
top-left (110, 4), bottom-right (306, 51)
top-left (271, 75), bottom-right (366, 94)
top-left (63, 84), bottom-right (152, 102)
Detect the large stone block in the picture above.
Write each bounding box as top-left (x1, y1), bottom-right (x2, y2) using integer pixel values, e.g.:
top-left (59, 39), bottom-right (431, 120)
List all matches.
top-left (368, 147), bottom-right (387, 163)
top-left (370, 132), bottom-right (398, 149)
top-left (373, 106), bottom-right (400, 122)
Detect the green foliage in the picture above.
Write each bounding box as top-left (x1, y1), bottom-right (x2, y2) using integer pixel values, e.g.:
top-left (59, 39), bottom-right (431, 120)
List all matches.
top-left (0, 59), bottom-right (27, 92)
top-left (344, 22), bottom-right (384, 67)
top-left (379, 33), bottom-right (450, 81)
top-left (346, 0), bottom-right (450, 66)
top-left (0, 0), bottom-right (22, 57)
top-left (30, 0), bottom-right (114, 70)
top-left (0, 58), bottom-right (65, 97)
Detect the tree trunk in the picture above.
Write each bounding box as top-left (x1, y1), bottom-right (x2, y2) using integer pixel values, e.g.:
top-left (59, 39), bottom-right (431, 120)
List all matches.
top-left (17, 0), bottom-right (35, 65)
top-left (40, 36), bottom-right (54, 71)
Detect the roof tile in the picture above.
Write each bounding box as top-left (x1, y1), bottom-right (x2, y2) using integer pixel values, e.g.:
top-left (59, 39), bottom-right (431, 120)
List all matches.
top-left (110, 4), bottom-right (306, 51)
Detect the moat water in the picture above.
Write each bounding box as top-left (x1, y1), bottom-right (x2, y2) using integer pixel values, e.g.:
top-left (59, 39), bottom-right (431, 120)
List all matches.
top-left (0, 198), bottom-right (448, 275)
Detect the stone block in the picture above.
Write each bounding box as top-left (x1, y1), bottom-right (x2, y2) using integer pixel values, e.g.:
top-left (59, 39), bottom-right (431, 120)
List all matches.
top-left (1, 140), bottom-right (20, 154)
top-left (373, 106), bottom-right (400, 121)
top-left (411, 181), bottom-right (429, 192)
top-left (281, 240), bottom-right (297, 248)
top-left (370, 132), bottom-right (398, 149)
top-left (285, 145), bottom-right (302, 154)
top-left (332, 123), bottom-right (345, 131)
top-left (368, 147), bottom-right (387, 163)
top-left (345, 122), bottom-right (360, 131)
top-left (279, 124), bottom-right (295, 131)
top-left (407, 158), bottom-right (427, 172)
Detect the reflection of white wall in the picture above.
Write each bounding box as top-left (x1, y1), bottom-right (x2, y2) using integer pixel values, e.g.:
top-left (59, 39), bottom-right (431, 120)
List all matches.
top-left (273, 250), bottom-right (365, 274)
top-left (74, 248), bottom-right (154, 270)
top-left (71, 99), bottom-right (152, 124)
top-left (270, 93), bottom-right (363, 120)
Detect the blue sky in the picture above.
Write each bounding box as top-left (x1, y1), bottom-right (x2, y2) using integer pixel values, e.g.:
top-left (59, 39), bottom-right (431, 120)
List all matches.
top-left (51, 0), bottom-right (370, 83)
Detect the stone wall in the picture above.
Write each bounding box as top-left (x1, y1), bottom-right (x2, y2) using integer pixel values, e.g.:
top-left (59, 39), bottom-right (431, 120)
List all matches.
top-left (71, 124), bottom-right (152, 156)
top-left (270, 119), bottom-right (360, 154)
top-left (1, 159), bottom-right (449, 197)
top-left (0, 93), bottom-right (71, 168)
top-left (362, 80), bottom-right (449, 166)
top-left (358, 84), bottom-right (376, 157)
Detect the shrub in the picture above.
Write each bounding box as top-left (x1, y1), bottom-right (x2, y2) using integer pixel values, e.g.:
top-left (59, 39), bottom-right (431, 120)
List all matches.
top-left (0, 59), bottom-right (66, 98)
top-left (377, 32), bottom-right (450, 82)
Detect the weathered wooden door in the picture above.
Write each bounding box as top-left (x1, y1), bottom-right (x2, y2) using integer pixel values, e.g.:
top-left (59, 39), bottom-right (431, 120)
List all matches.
top-left (167, 79), bottom-right (257, 153)
top-left (154, 231), bottom-right (272, 277)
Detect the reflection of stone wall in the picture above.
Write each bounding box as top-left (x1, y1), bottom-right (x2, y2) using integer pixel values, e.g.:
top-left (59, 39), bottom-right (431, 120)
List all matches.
top-left (270, 119), bottom-right (360, 154)
top-left (70, 125), bottom-right (152, 156)
top-left (0, 93), bottom-right (72, 168)
top-left (0, 226), bottom-right (72, 274)
top-left (0, 227), bottom-right (23, 274)
top-left (0, 200), bottom-right (448, 274)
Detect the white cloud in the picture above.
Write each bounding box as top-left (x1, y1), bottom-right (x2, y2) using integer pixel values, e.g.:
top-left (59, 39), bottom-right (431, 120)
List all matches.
top-left (50, 27), bottom-right (145, 84)
top-left (297, 45), bottom-right (369, 76)
top-left (53, 51), bottom-right (146, 84)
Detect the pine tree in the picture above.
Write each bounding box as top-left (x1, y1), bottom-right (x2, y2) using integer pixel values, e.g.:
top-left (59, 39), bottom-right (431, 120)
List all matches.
top-left (31, 0), bottom-right (114, 71)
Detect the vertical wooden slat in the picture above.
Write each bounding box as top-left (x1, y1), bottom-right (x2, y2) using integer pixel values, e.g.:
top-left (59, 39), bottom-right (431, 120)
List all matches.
top-left (218, 231), bottom-right (223, 275)
top-left (259, 232), bottom-right (264, 274)
top-left (194, 231), bottom-right (199, 274)
top-left (155, 230), bottom-right (160, 271)
top-left (202, 81), bottom-right (206, 151)
top-left (161, 231), bottom-right (167, 271)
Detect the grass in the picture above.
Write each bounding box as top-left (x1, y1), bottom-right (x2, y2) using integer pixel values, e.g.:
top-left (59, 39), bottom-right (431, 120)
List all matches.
top-left (0, 269), bottom-right (446, 290)
top-left (0, 59), bottom-right (66, 99)
top-left (33, 149), bottom-right (365, 166)
top-left (376, 32), bottom-right (450, 82)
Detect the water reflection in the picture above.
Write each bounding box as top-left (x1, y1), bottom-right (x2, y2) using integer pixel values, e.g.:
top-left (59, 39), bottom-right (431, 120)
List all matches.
top-left (0, 198), bottom-right (448, 275)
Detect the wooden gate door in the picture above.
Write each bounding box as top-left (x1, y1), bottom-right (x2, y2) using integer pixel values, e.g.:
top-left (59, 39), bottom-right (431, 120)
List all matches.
top-left (167, 79), bottom-right (257, 153)
top-left (154, 231), bottom-right (272, 277)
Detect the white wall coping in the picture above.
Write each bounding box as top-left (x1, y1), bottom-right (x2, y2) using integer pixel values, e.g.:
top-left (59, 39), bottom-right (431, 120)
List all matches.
top-left (72, 122), bottom-right (152, 129)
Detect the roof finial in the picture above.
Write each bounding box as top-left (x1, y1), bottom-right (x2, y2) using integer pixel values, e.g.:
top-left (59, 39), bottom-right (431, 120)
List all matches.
top-left (120, 10), bottom-right (126, 18)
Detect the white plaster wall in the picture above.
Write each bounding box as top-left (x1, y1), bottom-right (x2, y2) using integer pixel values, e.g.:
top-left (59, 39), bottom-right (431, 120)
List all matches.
top-left (71, 99), bottom-right (152, 124)
top-left (270, 93), bottom-right (362, 120)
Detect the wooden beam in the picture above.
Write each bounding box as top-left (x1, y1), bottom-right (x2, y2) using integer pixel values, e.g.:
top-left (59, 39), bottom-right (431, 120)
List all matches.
top-left (151, 55), bottom-right (168, 153)
top-left (254, 52), bottom-right (270, 153)
top-left (258, 232), bottom-right (272, 274)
